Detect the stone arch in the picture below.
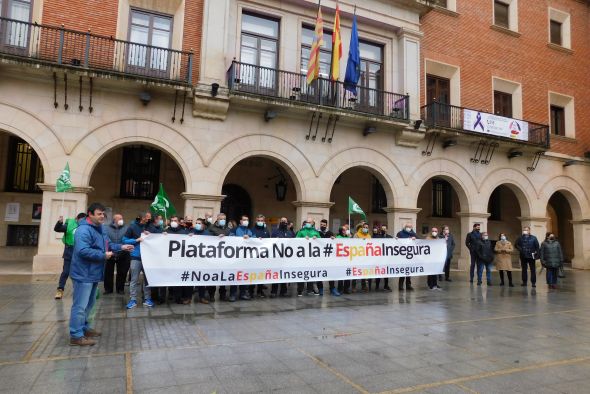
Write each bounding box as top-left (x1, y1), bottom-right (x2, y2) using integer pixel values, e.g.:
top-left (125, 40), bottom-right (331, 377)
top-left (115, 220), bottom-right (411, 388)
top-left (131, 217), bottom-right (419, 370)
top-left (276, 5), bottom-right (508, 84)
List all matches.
top-left (539, 176), bottom-right (588, 218)
top-left (70, 119), bottom-right (200, 188)
top-left (478, 168), bottom-right (535, 217)
top-left (208, 134), bottom-right (313, 201)
top-left (316, 148), bottom-right (404, 205)
top-left (407, 159), bottom-right (477, 211)
top-left (0, 102), bottom-right (65, 178)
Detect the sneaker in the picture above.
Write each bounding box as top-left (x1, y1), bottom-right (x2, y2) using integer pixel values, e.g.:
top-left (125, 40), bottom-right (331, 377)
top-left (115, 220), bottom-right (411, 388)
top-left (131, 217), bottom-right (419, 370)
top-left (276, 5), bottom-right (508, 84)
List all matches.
top-left (318, 289), bottom-right (324, 296)
top-left (297, 292), bottom-right (303, 297)
top-left (54, 289), bottom-right (64, 300)
top-left (70, 337), bottom-right (96, 346)
top-left (84, 328), bottom-right (102, 338)
top-left (435, 286), bottom-right (443, 290)
top-left (199, 298), bottom-right (209, 304)
top-left (126, 300), bottom-right (137, 309)
top-left (240, 294), bottom-right (251, 301)
top-left (307, 291), bottom-right (315, 296)
top-left (429, 287), bottom-right (435, 290)
top-left (270, 293), bottom-right (277, 298)
top-left (313, 290), bottom-right (320, 296)
top-left (330, 288), bottom-right (341, 296)
top-left (532, 284), bottom-right (536, 288)
top-left (143, 299), bottom-right (155, 308)
top-left (258, 292), bottom-right (266, 298)
top-left (383, 286), bottom-right (392, 292)
top-left (228, 295), bottom-right (236, 302)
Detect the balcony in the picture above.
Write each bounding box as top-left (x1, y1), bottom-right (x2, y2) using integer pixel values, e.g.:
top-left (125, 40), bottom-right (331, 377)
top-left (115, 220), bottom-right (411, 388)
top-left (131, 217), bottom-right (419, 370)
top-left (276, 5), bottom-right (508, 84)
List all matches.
top-left (0, 16), bottom-right (193, 85)
top-left (227, 61), bottom-right (410, 122)
top-left (421, 102), bottom-right (550, 149)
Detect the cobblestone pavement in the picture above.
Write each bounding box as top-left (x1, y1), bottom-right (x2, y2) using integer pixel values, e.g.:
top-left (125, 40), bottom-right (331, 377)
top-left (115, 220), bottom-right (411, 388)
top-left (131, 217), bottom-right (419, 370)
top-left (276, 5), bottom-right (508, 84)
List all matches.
top-left (1, 270), bottom-right (590, 394)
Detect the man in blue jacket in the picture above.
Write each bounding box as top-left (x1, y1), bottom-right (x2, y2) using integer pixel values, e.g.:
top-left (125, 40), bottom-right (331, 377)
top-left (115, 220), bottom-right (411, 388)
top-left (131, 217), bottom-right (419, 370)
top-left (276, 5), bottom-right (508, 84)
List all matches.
top-left (229, 215), bottom-right (253, 301)
top-left (396, 222), bottom-right (417, 291)
top-left (69, 203), bottom-right (133, 346)
top-left (123, 212), bottom-right (153, 309)
top-left (515, 226), bottom-right (540, 287)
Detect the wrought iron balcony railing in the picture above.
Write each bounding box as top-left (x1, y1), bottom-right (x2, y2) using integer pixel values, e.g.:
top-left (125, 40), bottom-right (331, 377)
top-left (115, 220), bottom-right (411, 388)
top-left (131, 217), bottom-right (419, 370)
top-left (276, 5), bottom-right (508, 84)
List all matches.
top-left (228, 61), bottom-right (410, 121)
top-left (0, 16), bottom-right (192, 84)
top-left (421, 102), bottom-right (550, 148)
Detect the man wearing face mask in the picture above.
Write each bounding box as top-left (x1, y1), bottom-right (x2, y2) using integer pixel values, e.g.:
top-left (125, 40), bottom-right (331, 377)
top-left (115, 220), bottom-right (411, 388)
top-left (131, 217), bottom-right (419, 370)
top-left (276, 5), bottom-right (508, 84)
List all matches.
top-left (103, 213), bottom-right (129, 295)
top-left (515, 226), bottom-right (540, 287)
top-left (164, 216), bottom-right (189, 304)
top-left (123, 212), bottom-right (153, 309)
top-left (475, 231), bottom-right (494, 286)
top-left (208, 213), bottom-right (231, 301)
top-left (147, 214), bottom-right (165, 233)
top-left (271, 217), bottom-right (294, 297)
top-left (427, 227), bottom-right (442, 290)
top-left (250, 214), bottom-right (270, 298)
top-left (204, 212), bottom-right (214, 230)
top-left (440, 225), bottom-right (456, 282)
top-left (296, 217), bottom-right (321, 296)
top-left (373, 225), bottom-right (392, 292)
top-left (189, 218), bottom-right (217, 303)
top-left (318, 219), bottom-right (339, 296)
top-left (229, 215), bottom-right (254, 301)
top-left (354, 223), bottom-right (372, 292)
top-left (396, 222), bottom-right (417, 291)
top-left (465, 223), bottom-right (482, 284)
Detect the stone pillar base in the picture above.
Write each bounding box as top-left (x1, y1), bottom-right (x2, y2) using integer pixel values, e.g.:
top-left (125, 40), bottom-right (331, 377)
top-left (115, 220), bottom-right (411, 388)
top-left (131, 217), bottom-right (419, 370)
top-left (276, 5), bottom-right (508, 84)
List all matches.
top-left (32, 254), bottom-right (63, 275)
top-left (181, 193), bottom-right (225, 220)
top-left (457, 212), bottom-right (490, 271)
top-left (292, 201), bottom-right (334, 230)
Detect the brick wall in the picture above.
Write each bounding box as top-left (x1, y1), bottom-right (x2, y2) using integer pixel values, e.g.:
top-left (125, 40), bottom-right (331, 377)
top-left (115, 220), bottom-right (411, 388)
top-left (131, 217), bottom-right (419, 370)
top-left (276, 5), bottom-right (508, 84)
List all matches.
top-left (42, 0), bottom-right (119, 36)
top-left (421, 0), bottom-right (590, 157)
top-left (182, 0), bottom-right (203, 84)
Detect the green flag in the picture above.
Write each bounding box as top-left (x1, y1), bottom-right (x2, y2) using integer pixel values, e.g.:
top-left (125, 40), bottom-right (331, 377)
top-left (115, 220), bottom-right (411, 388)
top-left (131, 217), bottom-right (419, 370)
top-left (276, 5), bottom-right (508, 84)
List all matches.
top-left (348, 196), bottom-right (366, 220)
top-left (150, 183), bottom-right (176, 219)
top-left (56, 162), bottom-right (73, 192)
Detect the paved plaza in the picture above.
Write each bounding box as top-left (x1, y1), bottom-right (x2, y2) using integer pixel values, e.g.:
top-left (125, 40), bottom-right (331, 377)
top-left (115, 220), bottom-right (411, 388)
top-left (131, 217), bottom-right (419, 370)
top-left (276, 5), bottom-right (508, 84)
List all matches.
top-left (1, 270), bottom-right (590, 394)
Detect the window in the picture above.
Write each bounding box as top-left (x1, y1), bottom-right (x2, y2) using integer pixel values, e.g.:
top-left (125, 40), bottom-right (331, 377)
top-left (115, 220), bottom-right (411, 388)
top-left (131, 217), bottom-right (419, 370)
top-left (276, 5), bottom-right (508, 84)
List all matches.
top-left (239, 12), bottom-right (279, 91)
top-left (6, 224), bottom-right (38, 246)
top-left (127, 9), bottom-right (172, 76)
top-left (550, 105), bottom-right (565, 136)
top-left (548, 8), bottom-right (570, 49)
top-left (494, 1), bottom-right (509, 28)
top-left (427, 74), bottom-right (451, 127)
top-left (494, 90), bottom-right (513, 118)
top-left (438, 0), bottom-right (448, 7)
top-left (432, 179), bottom-right (453, 218)
top-left (120, 146), bottom-right (161, 199)
top-left (0, 0), bottom-right (32, 49)
top-left (550, 20), bottom-right (562, 46)
top-left (488, 188), bottom-right (502, 221)
top-left (4, 136), bottom-right (43, 193)
top-left (300, 25), bottom-right (333, 103)
top-left (371, 176), bottom-right (387, 214)
top-left (357, 41), bottom-right (383, 111)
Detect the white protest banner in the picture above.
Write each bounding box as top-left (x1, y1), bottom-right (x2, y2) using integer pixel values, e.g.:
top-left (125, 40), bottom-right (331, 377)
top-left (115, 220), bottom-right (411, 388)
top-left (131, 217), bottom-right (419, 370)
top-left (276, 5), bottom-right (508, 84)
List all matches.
top-left (463, 109), bottom-right (529, 142)
top-left (141, 234), bottom-right (446, 287)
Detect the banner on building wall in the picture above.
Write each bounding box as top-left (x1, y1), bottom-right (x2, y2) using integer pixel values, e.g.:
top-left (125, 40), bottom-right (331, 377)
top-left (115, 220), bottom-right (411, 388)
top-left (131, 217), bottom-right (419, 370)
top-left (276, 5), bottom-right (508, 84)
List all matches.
top-left (141, 234), bottom-right (446, 286)
top-left (463, 109), bottom-right (529, 141)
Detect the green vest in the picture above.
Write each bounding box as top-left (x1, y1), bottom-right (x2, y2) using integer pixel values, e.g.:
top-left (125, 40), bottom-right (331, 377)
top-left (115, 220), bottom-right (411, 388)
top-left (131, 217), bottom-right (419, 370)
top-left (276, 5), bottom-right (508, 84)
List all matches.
top-left (62, 218), bottom-right (78, 246)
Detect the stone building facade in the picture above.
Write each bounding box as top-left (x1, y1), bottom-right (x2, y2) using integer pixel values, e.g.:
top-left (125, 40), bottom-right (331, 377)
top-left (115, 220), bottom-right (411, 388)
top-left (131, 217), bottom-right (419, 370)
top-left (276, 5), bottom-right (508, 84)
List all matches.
top-left (0, 0), bottom-right (588, 274)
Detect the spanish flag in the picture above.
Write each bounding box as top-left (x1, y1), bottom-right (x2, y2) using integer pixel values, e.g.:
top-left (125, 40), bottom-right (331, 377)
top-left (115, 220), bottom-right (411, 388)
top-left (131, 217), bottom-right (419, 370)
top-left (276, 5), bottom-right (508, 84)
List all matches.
top-left (330, 3), bottom-right (342, 81)
top-left (306, 3), bottom-right (324, 85)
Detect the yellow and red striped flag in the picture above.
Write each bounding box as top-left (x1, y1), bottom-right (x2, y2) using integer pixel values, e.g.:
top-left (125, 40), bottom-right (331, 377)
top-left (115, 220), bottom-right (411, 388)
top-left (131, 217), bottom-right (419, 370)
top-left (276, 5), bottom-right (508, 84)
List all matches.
top-left (330, 3), bottom-right (342, 81)
top-left (306, 4), bottom-right (324, 85)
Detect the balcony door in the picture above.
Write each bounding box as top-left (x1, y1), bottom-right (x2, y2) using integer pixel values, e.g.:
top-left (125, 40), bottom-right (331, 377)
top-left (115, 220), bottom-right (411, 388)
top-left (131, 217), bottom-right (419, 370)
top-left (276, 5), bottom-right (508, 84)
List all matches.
top-left (494, 90), bottom-right (513, 118)
top-left (426, 74), bottom-right (451, 127)
top-left (356, 41), bottom-right (383, 114)
top-left (0, 0), bottom-right (32, 55)
top-left (239, 12), bottom-right (279, 95)
top-left (300, 25), bottom-right (333, 105)
top-left (127, 9), bottom-right (172, 79)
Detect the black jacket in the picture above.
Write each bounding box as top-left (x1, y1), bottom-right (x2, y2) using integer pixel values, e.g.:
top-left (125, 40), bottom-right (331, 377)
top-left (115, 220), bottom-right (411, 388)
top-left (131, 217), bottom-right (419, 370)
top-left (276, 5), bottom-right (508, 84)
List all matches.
top-left (465, 230), bottom-right (481, 253)
top-left (476, 239), bottom-right (495, 264)
top-left (54, 220), bottom-right (73, 260)
top-left (271, 227), bottom-right (295, 238)
top-left (319, 229), bottom-right (334, 238)
top-left (252, 225), bottom-right (270, 238)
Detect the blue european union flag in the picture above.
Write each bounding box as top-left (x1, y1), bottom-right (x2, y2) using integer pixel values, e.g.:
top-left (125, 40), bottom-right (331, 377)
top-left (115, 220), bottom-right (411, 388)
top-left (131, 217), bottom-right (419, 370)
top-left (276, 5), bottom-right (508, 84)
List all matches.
top-left (344, 14), bottom-right (360, 95)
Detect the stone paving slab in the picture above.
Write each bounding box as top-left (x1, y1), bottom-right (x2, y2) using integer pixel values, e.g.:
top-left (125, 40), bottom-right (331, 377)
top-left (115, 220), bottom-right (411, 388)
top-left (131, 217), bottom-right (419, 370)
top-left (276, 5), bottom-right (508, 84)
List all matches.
top-left (0, 271), bottom-right (589, 393)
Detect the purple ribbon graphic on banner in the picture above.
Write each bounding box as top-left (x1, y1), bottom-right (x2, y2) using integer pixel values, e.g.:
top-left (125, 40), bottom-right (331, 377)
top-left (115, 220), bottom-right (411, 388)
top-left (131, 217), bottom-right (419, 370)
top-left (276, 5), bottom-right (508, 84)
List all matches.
top-left (473, 112), bottom-right (484, 131)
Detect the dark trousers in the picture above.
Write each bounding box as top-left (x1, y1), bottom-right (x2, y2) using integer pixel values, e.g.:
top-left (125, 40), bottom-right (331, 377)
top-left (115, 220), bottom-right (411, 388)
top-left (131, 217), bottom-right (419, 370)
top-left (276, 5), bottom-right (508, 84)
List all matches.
top-left (58, 258), bottom-right (71, 290)
top-left (444, 257), bottom-right (452, 279)
top-left (399, 277), bottom-right (412, 289)
top-left (374, 278), bottom-right (389, 289)
top-left (469, 252), bottom-right (477, 281)
top-left (175, 286), bottom-right (194, 302)
top-left (104, 252), bottom-right (130, 293)
top-left (521, 258), bottom-right (536, 285)
top-left (316, 281), bottom-right (336, 291)
top-left (198, 286), bottom-right (216, 299)
top-left (546, 268), bottom-right (558, 285)
top-left (427, 275), bottom-right (438, 288)
top-left (499, 270), bottom-right (513, 285)
top-left (337, 280), bottom-right (350, 292)
top-left (271, 283), bottom-right (288, 296)
top-left (297, 282), bottom-right (314, 294)
top-left (226, 285), bottom-right (246, 297)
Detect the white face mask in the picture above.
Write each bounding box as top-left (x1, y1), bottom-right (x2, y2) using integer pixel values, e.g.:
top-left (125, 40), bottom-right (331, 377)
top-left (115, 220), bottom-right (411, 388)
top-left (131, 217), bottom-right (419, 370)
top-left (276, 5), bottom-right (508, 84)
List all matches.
top-left (432, 232), bottom-right (438, 237)
top-left (405, 227), bottom-right (412, 232)
top-left (170, 221), bottom-right (179, 228)
top-left (501, 235), bottom-right (506, 241)
top-left (117, 219), bottom-right (124, 227)
top-left (345, 229), bottom-right (351, 236)
top-left (241, 220), bottom-right (249, 227)
top-left (207, 217), bottom-right (213, 224)
top-left (483, 236), bottom-right (489, 240)
top-left (523, 231), bottom-right (529, 235)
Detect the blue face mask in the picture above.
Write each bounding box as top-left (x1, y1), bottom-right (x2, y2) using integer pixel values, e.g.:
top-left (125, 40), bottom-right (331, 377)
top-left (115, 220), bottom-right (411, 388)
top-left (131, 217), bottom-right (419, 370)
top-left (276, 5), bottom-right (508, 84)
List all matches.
top-left (218, 220), bottom-right (226, 227)
top-left (195, 223), bottom-right (203, 231)
top-left (158, 220), bottom-right (164, 226)
top-left (305, 223), bottom-right (312, 229)
top-left (256, 221), bottom-right (264, 227)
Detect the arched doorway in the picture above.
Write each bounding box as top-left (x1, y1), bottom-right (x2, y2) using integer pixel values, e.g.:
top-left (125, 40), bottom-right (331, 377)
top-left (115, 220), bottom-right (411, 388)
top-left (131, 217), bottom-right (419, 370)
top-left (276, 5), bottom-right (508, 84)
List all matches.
top-left (221, 157), bottom-right (297, 228)
top-left (547, 191), bottom-right (574, 265)
top-left (329, 167), bottom-right (391, 233)
top-left (417, 177), bottom-right (462, 236)
top-left (0, 132), bottom-right (45, 267)
top-left (88, 144), bottom-right (186, 222)
top-left (486, 185), bottom-right (522, 245)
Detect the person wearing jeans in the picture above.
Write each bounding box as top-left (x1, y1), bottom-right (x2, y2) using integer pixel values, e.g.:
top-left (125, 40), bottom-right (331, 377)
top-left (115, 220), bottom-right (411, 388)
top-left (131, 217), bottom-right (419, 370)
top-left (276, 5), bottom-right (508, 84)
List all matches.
top-left (69, 203), bottom-right (132, 346)
top-left (475, 232), bottom-right (494, 286)
top-left (540, 232), bottom-right (564, 290)
top-left (123, 212), bottom-right (154, 309)
top-left (515, 226), bottom-right (540, 288)
top-left (54, 213), bottom-right (87, 300)
top-left (465, 223), bottom-right (482, 283)
top-left (440, 225), bottom-right (455, 282)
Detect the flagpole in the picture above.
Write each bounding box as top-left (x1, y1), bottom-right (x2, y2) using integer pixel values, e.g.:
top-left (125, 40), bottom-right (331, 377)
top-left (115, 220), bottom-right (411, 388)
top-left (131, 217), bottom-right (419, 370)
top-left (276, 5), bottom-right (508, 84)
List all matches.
top-left (61, 192), bottom-right (65, 217)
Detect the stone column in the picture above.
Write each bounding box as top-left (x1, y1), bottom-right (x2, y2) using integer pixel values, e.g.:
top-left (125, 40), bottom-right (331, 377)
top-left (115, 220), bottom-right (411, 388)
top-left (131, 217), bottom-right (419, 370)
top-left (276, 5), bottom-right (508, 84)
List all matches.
top-left (33, 184), bottom-right (93, 274)
top-left (571, 219), bottom-right (590, 269)
top-left (397, 28), bottom-right (423, 121)
top-left (292, 201), bottom-right (334, 230)
top-left (181, 193), bottom-right (225, 220)
top-left (456, 212), bottom-right (490, 271)
top-left (384, 207), bottom-right (422, 236)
